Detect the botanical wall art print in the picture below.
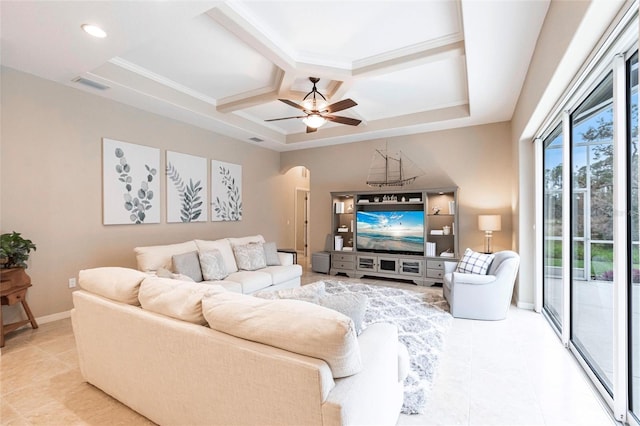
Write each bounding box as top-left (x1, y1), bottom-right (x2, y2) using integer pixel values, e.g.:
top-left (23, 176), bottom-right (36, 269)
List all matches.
top-left (103, 138), bottom-right (160, 225)
top-left (166, 151), bottom-right (208, 223)
top-left (211, 160), bottom-right (242, 221)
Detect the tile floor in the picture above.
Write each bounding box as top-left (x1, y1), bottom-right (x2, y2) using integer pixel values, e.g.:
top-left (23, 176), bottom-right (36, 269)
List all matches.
top-left (0, 258), bottom-right (618, 425)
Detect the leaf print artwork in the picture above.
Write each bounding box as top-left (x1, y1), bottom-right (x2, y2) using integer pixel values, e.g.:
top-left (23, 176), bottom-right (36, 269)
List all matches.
top-left (103, 138), bottom-right (160, 225)
top-left (211, 160), bottom-right (242, 222)
top-left (167, 162), bottom-right (203, 222)
top-left (115, 148), bottom-right (156, 224)
top-left (166, 152), bottom-right (208, 223)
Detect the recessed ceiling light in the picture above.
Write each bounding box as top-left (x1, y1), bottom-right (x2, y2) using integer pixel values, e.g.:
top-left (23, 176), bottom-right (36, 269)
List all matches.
top-left (81, 24), bottom-right (107, 38)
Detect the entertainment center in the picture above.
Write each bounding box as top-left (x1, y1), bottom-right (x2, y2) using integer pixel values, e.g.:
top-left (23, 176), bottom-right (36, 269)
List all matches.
top-left (329, 187), bottom-right (459, 286)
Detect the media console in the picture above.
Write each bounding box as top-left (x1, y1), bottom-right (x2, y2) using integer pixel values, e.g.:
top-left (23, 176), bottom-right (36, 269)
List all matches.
top-left (329, 187), bottom-right (459, 286)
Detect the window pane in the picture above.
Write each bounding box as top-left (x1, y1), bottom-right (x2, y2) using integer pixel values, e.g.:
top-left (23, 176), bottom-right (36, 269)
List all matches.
top-left (571, 72), bottom-right (614, 394)
top-left (543, 125), bottom-right (564, 329)
top-left (628, 51), bottom-right (639, 419)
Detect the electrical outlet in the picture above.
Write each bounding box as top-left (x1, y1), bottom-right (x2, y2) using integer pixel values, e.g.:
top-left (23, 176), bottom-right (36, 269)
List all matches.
top-left (68, 278), bottom-right (77, 288)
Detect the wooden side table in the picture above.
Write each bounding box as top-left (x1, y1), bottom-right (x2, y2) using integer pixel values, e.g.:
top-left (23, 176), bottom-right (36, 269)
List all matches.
top-left (1, 283), bottom-right (38, 347)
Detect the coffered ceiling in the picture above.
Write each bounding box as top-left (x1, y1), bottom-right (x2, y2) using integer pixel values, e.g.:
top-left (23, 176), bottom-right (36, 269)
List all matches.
top-left (0, 1), bottom-right (550, 151)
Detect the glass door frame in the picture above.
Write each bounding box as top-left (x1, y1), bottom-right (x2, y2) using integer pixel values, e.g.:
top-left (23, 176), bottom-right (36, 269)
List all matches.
top-left (535, 8), bottom-right (638, 422)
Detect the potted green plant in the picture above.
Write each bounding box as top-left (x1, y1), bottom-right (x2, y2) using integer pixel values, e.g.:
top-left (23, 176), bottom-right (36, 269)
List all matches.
top-left (0, 232), bottom-right (36, 290)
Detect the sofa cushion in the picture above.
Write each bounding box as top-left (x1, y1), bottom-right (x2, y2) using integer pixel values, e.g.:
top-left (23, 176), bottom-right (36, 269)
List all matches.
top-left (261, 265), bottom-right (303, 284)
top-left (139, 277), bottom-right (226, 325)
top-left (456, 248), bottom-right (495, 275)
top-left (233, 242), bottom-right (267, 271)
top-left (78, 267), bottom-right (148, 305)
top-left (134, 241), bottom-right (198, 272)
top-left (202, 292), bottom-right (362, 378)
top-left (195, 239), bottom-right (238, 273)
top-left (263, 242), bottom-right (281, 266)
top-left (225, 270), bottom-right (272, 293)
top-left (172, 251), bottom-right (203, 282)
top-left (199, 249), bottom-right (228, 281)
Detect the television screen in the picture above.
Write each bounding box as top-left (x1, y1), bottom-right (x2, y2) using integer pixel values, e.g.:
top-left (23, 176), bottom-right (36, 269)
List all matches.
top-left (356, 210), bottom-right (424, 254)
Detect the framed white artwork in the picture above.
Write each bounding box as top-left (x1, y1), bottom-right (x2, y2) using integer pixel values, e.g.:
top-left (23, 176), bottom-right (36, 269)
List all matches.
top-left (166, 151), bottom-right (208, 223)
top-left (211, 160), bottom-right (242, 221)
top-left (103, 138), bottom-right (160, 225)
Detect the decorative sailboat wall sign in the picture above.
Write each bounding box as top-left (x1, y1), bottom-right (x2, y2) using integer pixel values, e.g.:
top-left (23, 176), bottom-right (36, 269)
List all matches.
top-left (366, 148), bottom-right (424, 187)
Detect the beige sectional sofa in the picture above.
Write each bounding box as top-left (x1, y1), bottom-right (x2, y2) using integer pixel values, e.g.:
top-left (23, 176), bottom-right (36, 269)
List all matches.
top-left (71, 267), bottom-right (408, 426)
top-left (134, 235), bottom-right (302, 294)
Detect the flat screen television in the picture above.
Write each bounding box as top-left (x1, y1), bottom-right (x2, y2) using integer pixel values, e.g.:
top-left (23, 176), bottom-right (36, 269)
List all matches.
top-left (356, 210), bottom-right (424, 255)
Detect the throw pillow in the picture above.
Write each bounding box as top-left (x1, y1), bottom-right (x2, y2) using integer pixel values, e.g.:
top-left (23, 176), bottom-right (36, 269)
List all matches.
top-left (233, 242), bottom-right (267, 271)
top-left (456, 248), bottom-right (495, 275)
top-left (139, 277), bottom-right (227, 325)
top-left (319, 293), bottom-right (368, 335)
top-left (199, 249), bottom-right (228, 281)
top-left (172, 251), bottom-right (204, 282)
top-left (263, 242), bottom-right (281, 266)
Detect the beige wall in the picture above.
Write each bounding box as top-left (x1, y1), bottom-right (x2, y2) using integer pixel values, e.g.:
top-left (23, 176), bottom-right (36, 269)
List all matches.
top-left (0, 67), bottom-right (293, 319)
top-left (281, 122), bottom-right (515, 259)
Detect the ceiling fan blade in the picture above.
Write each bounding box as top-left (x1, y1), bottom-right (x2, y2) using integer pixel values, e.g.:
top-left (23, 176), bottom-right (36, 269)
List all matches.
top-left (325, 115), bottom-right (362, 126)
top-left (265, 116), bottom-right (305, 122)
top-left (279, 99), bottom-right (306, 111)
top-left (306, 126), bottom-right (318, 133)
top-left (325, 99), bottom-right (357, 113)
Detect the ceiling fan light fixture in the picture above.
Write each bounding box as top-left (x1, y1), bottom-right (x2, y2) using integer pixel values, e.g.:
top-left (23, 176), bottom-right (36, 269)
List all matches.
top-left (302, 114), bottom-right (327, 129)
top-left (301, 98), bottom-right (328, 112)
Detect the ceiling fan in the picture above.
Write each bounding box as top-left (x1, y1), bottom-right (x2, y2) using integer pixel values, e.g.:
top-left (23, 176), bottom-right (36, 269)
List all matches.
top-left (265, 77), bottom-right (362, 133)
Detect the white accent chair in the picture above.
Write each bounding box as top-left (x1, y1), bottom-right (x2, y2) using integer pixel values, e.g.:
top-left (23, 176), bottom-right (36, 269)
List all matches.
top-left (443, 250), bottom-right (520, 320)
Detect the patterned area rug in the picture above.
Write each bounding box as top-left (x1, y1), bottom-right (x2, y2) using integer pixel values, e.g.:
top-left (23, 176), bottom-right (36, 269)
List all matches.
top-left (323, 280), bottom-right (452, 415)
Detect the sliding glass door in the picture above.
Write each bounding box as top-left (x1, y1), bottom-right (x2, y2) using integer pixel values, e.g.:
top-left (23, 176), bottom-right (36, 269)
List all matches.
top-left (628, 51), bottom-right (639, 423)
top-left (543, 125), bottom-right (564, 331)
top-left (570, 72), bottom-right (615, 394)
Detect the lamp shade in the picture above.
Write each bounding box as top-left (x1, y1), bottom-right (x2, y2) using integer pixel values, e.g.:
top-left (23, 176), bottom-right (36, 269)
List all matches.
top-left (302, 114), bottom-right (327, 129)
top-left (478, 214), bottom-right (501, 232)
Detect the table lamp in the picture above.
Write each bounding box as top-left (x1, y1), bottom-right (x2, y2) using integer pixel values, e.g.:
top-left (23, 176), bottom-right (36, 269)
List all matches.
top-left (478, 214), bottom-right (501, 253)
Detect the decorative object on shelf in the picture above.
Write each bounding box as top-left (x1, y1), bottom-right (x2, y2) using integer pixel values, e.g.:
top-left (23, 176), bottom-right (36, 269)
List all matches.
top-left (0, 232), bottom-right (36, 270)
top-left (265, 77), bottom-right (361, 133)
top-left (334, 235), bottom-right (344, 250)
top-left (103, 138), bottom-right (160, 225)
top-left (440, 249), bottom-right (455, 258)
top-left (442, 226), bottom-right (451, 235)
top-left (431, 206), bottom-right (441, 215)
top-left (448, 201), bottom-right (456, 214)
top-left (478, 214), bottom-right (502, 253)
top-left (366, 146), bottom-right (424, 187)
top-left (211, 160), bottom-right (242, 221)
top-left (166, 151), bottom-right (208, 223)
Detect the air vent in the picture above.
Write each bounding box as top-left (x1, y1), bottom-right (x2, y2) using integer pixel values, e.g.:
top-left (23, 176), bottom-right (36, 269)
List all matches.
top-left (72, 77), bottom-right (110, 91)
top-left (249, 137), bottom-right (264, 143)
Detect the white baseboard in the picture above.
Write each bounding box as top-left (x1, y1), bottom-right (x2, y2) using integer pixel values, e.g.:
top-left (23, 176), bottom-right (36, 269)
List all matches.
top-left (517, 301), bottom-right (535, 310)
top-left (37, 310), bottom-right (71, 324)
